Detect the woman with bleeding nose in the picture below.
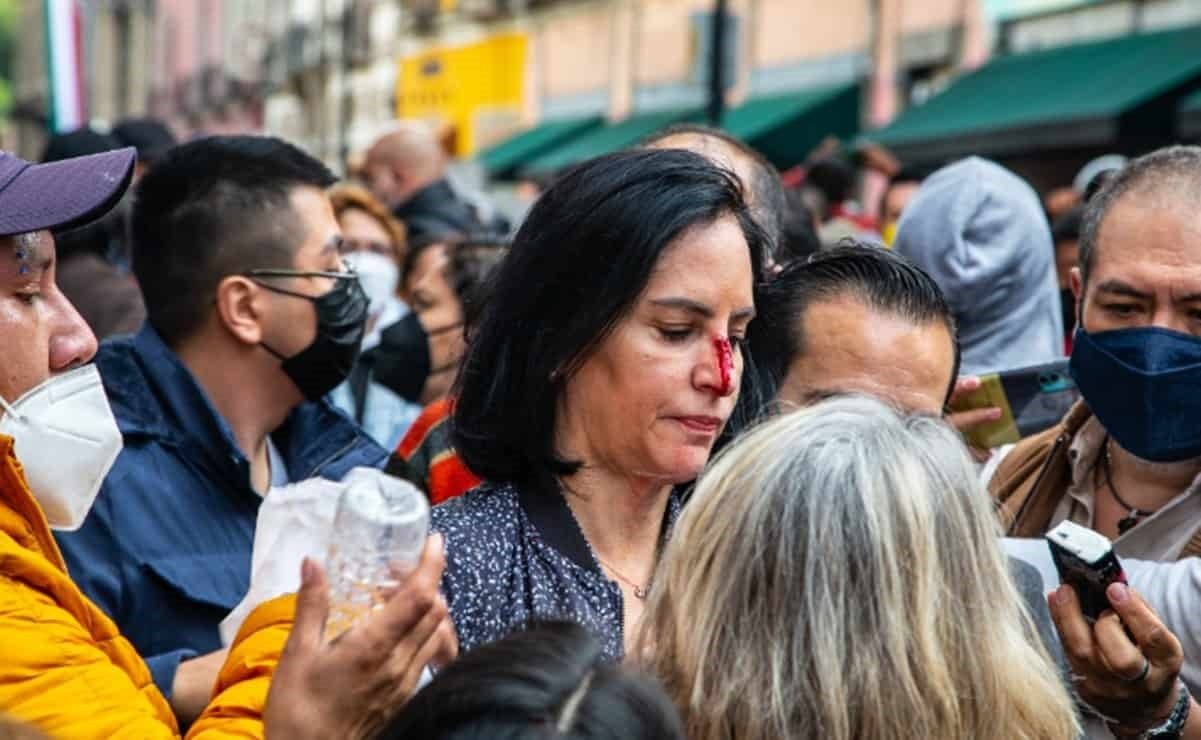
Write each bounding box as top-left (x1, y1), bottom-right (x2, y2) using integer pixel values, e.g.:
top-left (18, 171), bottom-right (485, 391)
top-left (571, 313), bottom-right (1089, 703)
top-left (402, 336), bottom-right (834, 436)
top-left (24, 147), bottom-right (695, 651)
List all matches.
top-left (431, 149), bottom-right (765, 660)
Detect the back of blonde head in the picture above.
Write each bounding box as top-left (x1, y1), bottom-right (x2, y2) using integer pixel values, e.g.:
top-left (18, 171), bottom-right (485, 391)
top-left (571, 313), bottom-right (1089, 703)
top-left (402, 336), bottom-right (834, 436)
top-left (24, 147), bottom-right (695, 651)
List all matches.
top-left (639, 395), bottom-right (1079, 740)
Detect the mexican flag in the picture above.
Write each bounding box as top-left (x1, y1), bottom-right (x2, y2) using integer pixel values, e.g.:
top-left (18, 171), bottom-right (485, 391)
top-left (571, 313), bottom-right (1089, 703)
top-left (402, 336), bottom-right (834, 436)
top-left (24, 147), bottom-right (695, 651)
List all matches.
top-left (45, 0), bottom-right (85, 132)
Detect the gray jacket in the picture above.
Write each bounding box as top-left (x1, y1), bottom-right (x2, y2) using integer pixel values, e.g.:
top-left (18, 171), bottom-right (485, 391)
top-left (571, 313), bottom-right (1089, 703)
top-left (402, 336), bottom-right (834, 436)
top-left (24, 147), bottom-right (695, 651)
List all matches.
top-left (894, 157), bottom-right (1064, 375)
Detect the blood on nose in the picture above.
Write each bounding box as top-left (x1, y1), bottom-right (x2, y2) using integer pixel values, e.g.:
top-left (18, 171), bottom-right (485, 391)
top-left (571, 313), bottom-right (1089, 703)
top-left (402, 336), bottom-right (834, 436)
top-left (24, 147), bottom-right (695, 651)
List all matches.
top-left (713, 336), bottom-right (734, 396)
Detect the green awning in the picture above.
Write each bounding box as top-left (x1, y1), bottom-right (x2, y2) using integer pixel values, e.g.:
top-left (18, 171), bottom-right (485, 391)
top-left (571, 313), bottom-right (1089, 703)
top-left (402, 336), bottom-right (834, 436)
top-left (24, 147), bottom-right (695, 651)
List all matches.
top-left (722, 83), bottom-right (860, 169)
top-left (865, 25), bottom-right (1201, 163)
top-left (477, 116), bottom-right (603, 180)
top-left (1181, 88), bottom-right (1201, 140)
top-left (523, 107), bottom-right (703, 175)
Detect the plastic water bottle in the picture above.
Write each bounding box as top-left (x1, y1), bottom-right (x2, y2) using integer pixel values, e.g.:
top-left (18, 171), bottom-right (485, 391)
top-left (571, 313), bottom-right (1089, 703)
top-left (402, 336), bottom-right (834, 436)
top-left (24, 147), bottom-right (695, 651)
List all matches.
top-left (324, 468), bottom-right (430, 641)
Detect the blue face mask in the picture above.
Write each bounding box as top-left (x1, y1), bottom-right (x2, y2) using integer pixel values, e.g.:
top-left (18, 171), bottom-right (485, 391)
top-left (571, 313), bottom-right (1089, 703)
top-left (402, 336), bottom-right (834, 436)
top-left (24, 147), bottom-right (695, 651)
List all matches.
top-left (1070, 326), bottom-right (1201, 462)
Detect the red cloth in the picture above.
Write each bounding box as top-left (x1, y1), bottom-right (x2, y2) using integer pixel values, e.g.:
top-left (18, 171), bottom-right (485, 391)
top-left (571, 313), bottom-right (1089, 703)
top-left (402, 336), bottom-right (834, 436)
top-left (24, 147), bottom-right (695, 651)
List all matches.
top-left (395, 398), bottom-right (481, 505)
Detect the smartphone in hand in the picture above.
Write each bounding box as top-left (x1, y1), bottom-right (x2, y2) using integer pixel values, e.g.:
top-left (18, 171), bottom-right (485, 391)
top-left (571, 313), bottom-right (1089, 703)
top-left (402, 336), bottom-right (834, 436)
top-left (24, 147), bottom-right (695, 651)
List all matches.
top-left (950, 360), bottom-right (1079, 449)
top-left (1047, 521), bottom-right (1126, 621)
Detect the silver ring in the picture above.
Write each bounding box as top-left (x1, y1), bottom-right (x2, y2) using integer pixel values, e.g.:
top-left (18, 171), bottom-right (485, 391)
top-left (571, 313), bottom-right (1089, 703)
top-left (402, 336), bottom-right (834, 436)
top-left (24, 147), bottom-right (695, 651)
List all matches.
top-left (1120, 658), bottom-right (1150, 683)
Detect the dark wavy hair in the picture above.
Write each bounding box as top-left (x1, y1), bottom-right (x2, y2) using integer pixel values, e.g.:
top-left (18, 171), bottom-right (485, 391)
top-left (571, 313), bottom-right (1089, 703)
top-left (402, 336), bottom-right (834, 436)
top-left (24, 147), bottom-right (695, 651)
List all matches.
top-left (451, 148), bottom-right (767, 499)
top-left (374, 621), bottom-right (684, 740)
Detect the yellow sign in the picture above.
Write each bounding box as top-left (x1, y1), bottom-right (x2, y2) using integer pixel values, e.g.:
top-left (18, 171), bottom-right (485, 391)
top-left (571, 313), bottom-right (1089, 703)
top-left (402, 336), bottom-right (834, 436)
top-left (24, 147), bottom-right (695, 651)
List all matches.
top-left (397, 32), bottom-right (528, 156)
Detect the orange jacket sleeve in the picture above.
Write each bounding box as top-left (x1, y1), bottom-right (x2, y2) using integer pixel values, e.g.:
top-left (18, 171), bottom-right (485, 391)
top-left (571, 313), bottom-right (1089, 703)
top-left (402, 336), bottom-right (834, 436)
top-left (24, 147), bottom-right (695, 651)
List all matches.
top-left (0, 573), bottom-right (181, 740)
top-left (185, 595), bottom-right (296, 740)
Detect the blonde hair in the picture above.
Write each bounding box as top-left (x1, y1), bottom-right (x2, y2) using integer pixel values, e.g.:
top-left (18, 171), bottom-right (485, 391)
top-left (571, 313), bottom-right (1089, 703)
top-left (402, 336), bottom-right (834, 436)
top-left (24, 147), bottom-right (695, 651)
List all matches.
top-left (638, 395), bottom-right (1079, 740)
top-left (328, 182), bottom-right (408, 263)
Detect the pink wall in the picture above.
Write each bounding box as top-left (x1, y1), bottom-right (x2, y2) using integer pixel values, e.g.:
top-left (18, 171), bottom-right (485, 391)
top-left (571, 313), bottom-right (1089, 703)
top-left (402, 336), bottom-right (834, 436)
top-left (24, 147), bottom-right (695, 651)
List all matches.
top-left (151, 0), bottom-right (262, 138)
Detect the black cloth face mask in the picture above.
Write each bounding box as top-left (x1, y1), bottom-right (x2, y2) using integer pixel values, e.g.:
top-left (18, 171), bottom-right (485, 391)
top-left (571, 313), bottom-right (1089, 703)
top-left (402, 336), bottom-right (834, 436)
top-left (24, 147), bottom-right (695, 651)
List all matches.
top-left (248, 267), bottom-right (369, 401)
top-left (373, 311), bottom-right (463, 403)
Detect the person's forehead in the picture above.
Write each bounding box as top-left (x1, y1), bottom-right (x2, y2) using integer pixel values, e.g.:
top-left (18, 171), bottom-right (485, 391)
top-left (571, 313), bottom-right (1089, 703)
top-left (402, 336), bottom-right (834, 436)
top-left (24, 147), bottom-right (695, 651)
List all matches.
top-left (795, 294), bottom-right (954, 402)
top-left (1093, 191), bottom-right (1201, 274)
top-left (0, 231), bottom-right (53, 281)
top-left (644, 216), bottom-right (753, 301)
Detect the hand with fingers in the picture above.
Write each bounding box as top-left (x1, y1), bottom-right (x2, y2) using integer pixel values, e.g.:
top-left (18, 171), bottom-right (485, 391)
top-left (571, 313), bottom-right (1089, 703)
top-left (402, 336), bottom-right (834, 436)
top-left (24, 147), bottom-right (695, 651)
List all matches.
top-left (945, 376), bottom-right (1002, 462)
top-left (262, 533), bottom-right (459, 740)
top-left (1048, 581), bottom-right (1199, 738)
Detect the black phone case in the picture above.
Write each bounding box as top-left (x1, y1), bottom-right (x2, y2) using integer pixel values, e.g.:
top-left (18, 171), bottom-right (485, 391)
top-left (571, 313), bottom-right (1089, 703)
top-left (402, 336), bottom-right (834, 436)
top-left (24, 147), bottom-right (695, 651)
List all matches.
top-left (1048, 539), bottom-right (1127, 621)
top-left (998, 361), bottom-right (1080, 438)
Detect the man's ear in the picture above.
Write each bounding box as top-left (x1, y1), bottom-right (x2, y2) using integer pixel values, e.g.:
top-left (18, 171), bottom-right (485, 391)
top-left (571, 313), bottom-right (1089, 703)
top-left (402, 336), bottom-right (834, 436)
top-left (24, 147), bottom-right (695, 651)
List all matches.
top-left (215, 276), bottom-right (266, 346)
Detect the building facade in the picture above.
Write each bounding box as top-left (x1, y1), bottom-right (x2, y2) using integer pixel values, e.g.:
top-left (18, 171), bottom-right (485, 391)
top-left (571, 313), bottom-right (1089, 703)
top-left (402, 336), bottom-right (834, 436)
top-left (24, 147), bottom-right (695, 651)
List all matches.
top-left (12, 0), bottom-right (988, 167)
top-left (16, 0), bottom-right (1197, 171)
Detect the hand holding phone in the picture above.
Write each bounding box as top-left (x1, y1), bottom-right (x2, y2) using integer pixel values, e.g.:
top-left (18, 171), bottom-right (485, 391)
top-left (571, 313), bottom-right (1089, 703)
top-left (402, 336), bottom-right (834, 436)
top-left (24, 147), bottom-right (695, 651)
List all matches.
top-left (949, 360), bottom-right (1079, 449)
top-left (1047, 521), bottom-right (1126, 622)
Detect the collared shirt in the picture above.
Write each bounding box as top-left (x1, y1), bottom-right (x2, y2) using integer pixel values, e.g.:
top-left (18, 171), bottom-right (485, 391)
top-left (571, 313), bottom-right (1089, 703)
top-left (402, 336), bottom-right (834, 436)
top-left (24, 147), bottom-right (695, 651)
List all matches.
top-left (55, 325), bottom-right (387, 697)
top-left (431, 482), bottom-right (682, 661)
top-left (1050, 416), bottom-right (1201, 560)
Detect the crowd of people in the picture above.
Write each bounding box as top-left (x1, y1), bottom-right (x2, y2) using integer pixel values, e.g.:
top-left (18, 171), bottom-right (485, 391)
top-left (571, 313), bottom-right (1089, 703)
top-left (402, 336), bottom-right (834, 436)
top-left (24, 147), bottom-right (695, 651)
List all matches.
top-left (1, 109), bottom-right (1201, 740)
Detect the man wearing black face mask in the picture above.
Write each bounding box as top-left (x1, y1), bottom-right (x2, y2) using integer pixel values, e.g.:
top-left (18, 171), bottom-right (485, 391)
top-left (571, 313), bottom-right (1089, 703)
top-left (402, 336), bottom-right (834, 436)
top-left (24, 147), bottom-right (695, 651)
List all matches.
top-left (991, 146), bottom-right (1201, 559)
top-left (53, 136), bottom-right (387, 725)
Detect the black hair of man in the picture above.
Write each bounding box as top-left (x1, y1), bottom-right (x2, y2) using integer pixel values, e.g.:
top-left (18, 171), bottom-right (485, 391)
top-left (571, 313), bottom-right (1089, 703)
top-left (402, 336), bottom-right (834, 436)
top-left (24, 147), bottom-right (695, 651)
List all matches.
top-left (452, 148), bottom-right (768, 499)
top-left (130, 135), bottom-right (336, 345)
top-left (376, 620), bottom-right (684, 739)
top-left (749, 241), bottom-right (961, 408)
top-left (642, 123), bottom-right (786, 260)
top-left (1079, 146), bottom-right (1201, 288)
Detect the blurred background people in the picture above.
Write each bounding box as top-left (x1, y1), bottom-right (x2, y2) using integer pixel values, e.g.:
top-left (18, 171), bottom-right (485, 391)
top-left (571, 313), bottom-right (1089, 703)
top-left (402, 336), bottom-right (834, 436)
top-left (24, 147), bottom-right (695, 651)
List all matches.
top-left (40, 127), bottom-right (146, 340)
top-left (774, 188), bottom-right (822, 265)
top-left (326, 183), bottom-right (420, 449)
top-left (639, 396), bottom-right (1079, 740)
top-left (376, 620), bottom-right (684, 740)
top-left (878, 166), bottom-right (923, 247)
top-left (384, 236), bottom-right (508, 504)
top-left (111, 117), bottom-right (178, 181)
top-left (363, 121), bottom-right (500, 243)
top-left (804, 155), bottom-right (879, 247)
top-left (894, 157), bottom-right (1063, 374)
top-left (435, 149), bottom-right (765, 660)
top-left (373, 235), bottom-right (505, 409)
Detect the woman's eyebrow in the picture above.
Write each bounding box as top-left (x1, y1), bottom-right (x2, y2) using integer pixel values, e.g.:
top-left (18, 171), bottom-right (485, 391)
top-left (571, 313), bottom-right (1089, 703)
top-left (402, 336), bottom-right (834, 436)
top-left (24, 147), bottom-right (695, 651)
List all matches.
top-left (650, 297), bottom-right (756, 321)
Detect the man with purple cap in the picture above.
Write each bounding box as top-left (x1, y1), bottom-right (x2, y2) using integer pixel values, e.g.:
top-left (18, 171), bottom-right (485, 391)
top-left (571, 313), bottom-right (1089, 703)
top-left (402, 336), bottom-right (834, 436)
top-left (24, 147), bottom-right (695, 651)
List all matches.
top-left (0, 146), bottom-right (456, 737)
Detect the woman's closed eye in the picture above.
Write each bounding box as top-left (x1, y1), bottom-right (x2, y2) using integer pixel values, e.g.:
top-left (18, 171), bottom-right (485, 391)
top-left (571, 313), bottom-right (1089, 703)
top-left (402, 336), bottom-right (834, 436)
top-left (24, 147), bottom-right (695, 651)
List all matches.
top-left (658, 326), bottom-right (694, 343)
top-left (15, 287), bottom-right (41, 305)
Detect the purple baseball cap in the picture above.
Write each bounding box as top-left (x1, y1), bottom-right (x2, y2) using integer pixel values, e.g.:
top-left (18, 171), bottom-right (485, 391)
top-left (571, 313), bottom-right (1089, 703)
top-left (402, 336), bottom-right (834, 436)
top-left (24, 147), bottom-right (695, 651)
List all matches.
top-left (0, 147), bottom-right (136, 237)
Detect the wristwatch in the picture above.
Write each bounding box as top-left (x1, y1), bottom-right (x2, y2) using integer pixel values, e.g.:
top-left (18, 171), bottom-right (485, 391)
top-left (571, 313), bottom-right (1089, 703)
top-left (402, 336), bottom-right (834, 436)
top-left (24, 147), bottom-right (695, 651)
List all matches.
top-left (1135, 682), bottom-right (1191, 740)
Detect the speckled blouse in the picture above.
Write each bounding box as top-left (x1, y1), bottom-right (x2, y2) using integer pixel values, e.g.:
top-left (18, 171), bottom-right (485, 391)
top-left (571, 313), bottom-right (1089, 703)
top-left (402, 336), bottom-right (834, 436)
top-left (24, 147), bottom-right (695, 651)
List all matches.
top-left (430, 481), bottom-right (683, 661)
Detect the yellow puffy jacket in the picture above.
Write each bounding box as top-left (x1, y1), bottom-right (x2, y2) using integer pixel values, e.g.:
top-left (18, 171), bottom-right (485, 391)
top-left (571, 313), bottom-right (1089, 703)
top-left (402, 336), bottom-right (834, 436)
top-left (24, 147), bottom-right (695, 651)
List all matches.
top-left (0, 435), bottom-right (292, 739)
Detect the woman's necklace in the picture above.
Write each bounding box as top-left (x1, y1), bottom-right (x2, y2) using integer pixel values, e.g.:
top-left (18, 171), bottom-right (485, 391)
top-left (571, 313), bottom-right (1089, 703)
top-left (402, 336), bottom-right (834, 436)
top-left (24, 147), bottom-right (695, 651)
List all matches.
top-left (1102, 437), bottom-right (1157, 535)
top-left (596, 556), bottom-right (649, 600)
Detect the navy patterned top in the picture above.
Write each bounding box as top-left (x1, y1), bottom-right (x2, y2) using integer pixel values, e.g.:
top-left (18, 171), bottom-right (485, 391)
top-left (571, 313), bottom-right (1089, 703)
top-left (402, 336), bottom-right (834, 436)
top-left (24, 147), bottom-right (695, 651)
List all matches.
top-left (430, 481), bottom-right (682, 661)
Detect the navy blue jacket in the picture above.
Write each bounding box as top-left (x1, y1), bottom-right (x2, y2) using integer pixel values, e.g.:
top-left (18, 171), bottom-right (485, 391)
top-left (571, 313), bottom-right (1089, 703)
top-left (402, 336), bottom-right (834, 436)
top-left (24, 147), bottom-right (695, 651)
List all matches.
top-left (55, 326), bottom-right (387, 697)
